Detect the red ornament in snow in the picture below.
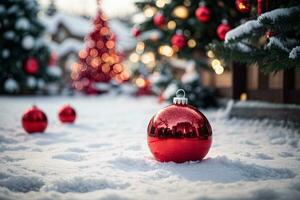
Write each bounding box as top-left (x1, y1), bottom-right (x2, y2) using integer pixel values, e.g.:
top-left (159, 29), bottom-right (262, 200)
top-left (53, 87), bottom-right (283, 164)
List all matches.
top-left (171, 33), bottom-right (186, 49)
top-left (132, 27), bottom-right (141, 38)
top-left (235, 0), bottom-right (251, 13)
top-left (22, 105), bottom-right (48, 134)
top-left (24, 57), bottom-right (39, 74)
top-left (195, 6), bottom-right (211, 23)
top-left (217, 23), bottom-right (231, 40)
top-left (147, 89), bottom-right (212, 163)
top-left (58, 105), bottom-right (76, 123)
top-left (153, 13), bottom-right (166, 27)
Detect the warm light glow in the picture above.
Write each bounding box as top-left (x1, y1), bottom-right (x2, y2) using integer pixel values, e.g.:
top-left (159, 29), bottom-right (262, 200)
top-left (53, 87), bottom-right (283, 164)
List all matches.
top-left (173, 6), bottom-right (189, 19)
top-left (214, 65), bottom-right (224, 75)
top-left (211, 59), bottom-right (221, 68)
top-left (90, 49), bottom-right (98, 57)
top-left (100, 27), bottom-right (109, 35)
top-left (158, 45), bottom-right (174, 57)
top-left (144, 6), bottom-right (157, 17)
top-left (106, 40), bottom-right (115, 49)
top-left (136, 77), bottom-right (146, 88)
top-left (91, 57), bottom-right (101, 68)
top-left (101, 63), bottom-right (111, 73)
top-left (167, 20), bottom-right (176, 30)
top-left (141, 52), bottom-right (155, 64)
top-left (238, 3), bottom-right (247, 10)
top-left (187, 39), bottom-right (197, 48)
top-left (101, 53), bottom-right (109, 62)
top-left (136, 42), bottom-right (145, 54)
top-left (129, 53), bottom-right (140, 63)
top-left (156, 0), bottom-right (166, 8)
top-left (78, 50), bottom-right (88, 59)
top-left (113, 64), bottom-right (123, 73)
top-left (207, 50), bottom-right (215, 58)
top-left (240, 93), bottom-right (248, 101)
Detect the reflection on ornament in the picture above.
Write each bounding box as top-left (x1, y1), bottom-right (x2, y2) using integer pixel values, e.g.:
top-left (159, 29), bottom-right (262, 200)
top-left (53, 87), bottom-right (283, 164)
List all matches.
top-left (147, 89), bottom-right (212, 163)
top-left (173, 6), bottom-right (189, 19)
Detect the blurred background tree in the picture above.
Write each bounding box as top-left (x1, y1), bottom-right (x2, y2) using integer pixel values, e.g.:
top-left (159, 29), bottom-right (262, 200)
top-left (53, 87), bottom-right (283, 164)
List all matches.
top-left (0, 0), bottom-right (61, 95)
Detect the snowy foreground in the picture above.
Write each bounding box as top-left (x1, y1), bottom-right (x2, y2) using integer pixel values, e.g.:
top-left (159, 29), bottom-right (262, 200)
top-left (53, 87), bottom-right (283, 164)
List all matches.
top-left (0, 95), bottom-right (300, 200)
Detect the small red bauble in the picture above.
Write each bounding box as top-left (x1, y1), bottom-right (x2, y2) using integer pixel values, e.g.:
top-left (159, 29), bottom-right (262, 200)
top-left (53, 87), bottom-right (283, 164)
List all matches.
top-left (171, 33), bottom-right (186, 49)
top-left (24, 57), bottom-right (39, 75)
top-left (58, 105), bottom-right (76, 123)
top-left (147, 89), bottom-right (212, 163)
top-left (153, 13), bottom-right (166, 27)
top-left (235, 0), bottom-right (251, 13)
top-left (132, 27), bottom-right (141, 38)
top-left (22, 105), bottom-right (48, 134)
top-left (217, 23), bottom-right (231, 40)
top-left (195, 6), bottom-right (211, 23)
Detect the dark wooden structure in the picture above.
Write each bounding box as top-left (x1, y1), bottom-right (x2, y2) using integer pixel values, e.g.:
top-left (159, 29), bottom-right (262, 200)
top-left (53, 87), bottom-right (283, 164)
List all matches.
top-left (201, 63), bottom-right (300, 104)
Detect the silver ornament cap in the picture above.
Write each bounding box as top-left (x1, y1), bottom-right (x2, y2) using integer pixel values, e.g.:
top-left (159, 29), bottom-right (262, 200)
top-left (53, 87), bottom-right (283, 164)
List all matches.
top-left (173, 89), bottom-right (188, 105)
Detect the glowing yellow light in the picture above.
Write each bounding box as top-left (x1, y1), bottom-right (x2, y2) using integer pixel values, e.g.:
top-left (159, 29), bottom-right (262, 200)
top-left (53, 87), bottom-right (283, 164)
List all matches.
top-left (156, 0), bottom-right (166, 8)
top-left (173, 6), bottom-right (189, 19)
top-left (136, 77), bottom-right (146, 88)
top-left (240, 93), bottom-right (248, 101)
top-left (167, 20), bottom-right (176, 30)
top-left (238, 3), bottom-right (246, 10)
top-left (144, 6), bottom-right (157, 17)
top-left (215, 65), bottom-right (224, 75)
top-left (91, 58), bottom-right (101, 68)
top-left (211, 59), bottom-right (221, 68)
top-left (207, 50), bottom-right (215, 58)
top-left (136, 42), bottom-right (145, 54)
top-left (158, 45), bottom-right (174, 57)
top-left (101, 63), bottom-right (110, 73)
top-left (141, 52), bottom-right (155, 64)
top-left (187, 39), bottom-right (197, 48)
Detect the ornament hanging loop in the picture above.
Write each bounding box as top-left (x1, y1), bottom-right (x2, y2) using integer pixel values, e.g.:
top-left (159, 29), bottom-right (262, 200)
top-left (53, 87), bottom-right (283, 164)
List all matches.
top-left (173, 89), bottom-right (188, 105)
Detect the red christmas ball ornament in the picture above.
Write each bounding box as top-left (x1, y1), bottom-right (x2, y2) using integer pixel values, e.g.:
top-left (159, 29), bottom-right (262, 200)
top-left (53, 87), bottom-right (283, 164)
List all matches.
top-left (22, 105), bottom-right (48, 134)
top-left (195, 6), bottom-right (211, 23)
top-left (217, 23), bottom-right (231, 41)
top-left (132, 27), bottom-right (141, 38)
top-left (147, 89), bottom-right (212, 163)
top-left (235, 0), bottom-right (251, 13)
top-left (23, 57), bottom-right (39, 75)
top-left (153, 13), bottom-right (166, 27)
top-left (171, 32), bottom-right (186, 49)
top-left (58, 105), bottom-right (76, 123)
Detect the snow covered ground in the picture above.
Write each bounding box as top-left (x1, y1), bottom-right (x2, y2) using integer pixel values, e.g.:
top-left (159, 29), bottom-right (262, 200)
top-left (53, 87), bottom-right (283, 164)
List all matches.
top-left (0, 95), bottom-right (300, 200)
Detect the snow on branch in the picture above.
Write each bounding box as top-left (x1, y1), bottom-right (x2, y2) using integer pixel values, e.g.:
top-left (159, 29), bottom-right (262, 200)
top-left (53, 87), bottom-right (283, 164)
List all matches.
top-left (289, 46), bottom-right (300, 59)
top-left (258, 6), bottom-right (300, 23)
top-left (267, 37), bottom-right (289, 52)
top-left (225, 20), bottom-right (262, 43)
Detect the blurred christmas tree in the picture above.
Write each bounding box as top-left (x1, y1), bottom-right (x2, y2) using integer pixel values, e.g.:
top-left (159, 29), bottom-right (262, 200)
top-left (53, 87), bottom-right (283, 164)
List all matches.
top-left (212, 1), bottom-right (300, 72)
top-left (130, 0), bottom-right (253, 108)
top-left (72, 3), bottom-right (127, 95)
top-left (0, 0), bottom-right (61, 94)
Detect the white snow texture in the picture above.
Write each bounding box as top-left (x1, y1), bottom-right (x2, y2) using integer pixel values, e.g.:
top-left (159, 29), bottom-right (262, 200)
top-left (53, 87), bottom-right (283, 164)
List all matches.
top-left (0, 96), bottom-right (300, 200)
